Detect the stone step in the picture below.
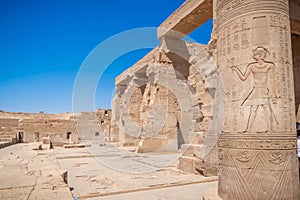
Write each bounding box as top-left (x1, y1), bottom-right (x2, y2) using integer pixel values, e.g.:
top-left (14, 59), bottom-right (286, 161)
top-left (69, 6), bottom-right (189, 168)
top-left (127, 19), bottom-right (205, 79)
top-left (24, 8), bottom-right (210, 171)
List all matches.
top-left (0, 138), bottom-right (13, 142)
top-left (0, 133), bottom-right (16, 142)
top-left (0, 135), bottom-right (14, 139)
top-left (0, 132), bottom-right (15, 135)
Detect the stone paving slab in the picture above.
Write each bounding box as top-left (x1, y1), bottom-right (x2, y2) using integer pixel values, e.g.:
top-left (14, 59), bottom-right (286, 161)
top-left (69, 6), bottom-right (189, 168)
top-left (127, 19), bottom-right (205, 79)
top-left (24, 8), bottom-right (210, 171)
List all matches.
top-left (88, 181), bottom-right (218, 200)
top-left (29, 186), bottom-right (73, 200)
top-left (55, 141), bottom-right (217, 199)
top-left (0, 142), bottom-right (218, 200)
top-left (0, 143), bottom-right (73, 200)
top-left (0, 175), bottom-right (36, 189)
top-left (0, 187), bottom-right (33, 200)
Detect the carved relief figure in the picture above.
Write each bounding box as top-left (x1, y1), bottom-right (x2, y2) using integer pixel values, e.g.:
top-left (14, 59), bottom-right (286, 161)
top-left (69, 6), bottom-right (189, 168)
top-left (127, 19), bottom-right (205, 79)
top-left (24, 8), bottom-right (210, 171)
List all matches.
top-left (231, 46), bottom-right (278, 133)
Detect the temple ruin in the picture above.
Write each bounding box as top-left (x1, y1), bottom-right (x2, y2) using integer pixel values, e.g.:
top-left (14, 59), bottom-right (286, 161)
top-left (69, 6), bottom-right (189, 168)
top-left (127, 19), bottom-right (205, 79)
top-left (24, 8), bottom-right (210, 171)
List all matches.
top-left (1, 0), bottom-right (300, 199)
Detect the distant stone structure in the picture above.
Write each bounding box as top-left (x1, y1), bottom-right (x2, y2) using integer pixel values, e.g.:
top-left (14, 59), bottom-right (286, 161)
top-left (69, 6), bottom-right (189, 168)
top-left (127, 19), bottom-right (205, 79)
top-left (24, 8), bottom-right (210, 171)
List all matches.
top-left (74, 109), bottom-right (112, 143)
top-left (0, 109), bottom-right (111, 148)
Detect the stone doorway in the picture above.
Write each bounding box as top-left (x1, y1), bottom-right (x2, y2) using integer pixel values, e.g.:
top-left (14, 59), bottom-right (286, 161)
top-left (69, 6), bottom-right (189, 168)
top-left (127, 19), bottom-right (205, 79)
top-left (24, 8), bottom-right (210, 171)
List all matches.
top-left (67, 132), bottom-right (72, 139)
top-left (18, 132), bottom-right (24, 143)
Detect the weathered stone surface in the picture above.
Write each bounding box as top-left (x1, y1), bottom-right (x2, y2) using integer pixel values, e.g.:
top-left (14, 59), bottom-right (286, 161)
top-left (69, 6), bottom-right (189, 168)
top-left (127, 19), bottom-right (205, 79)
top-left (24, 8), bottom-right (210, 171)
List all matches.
top-left (41, 137), bottom-right (52, 150)
top-left (15, 111), bottom-right (79, 145)
top-left (96, 109), bottom-right (112, 140)
top-left (158, 0), bottom-right (300, 38)
top-left (136, 138), bottom-right (178, 153)
top-left (158, 0), bottom-right (213, 39)
top-left (202, 186), bottom-right (222, 200)
top-left (179, 144), bottom-right (218, 176)
top-left (0, 109), bottom-right (110, 146)
top-left (75, 112), bottom-right (106, 143)
top-left (29, 187), bottom-right (73, 200)
top-left (216, 0), bottom-right (300, 199)
top-left (63, 143), bottom-right (91, 148)
top-left (0, 143), bottom-right (73, 200)
top-left (113, 36), bottom-right (220, 175)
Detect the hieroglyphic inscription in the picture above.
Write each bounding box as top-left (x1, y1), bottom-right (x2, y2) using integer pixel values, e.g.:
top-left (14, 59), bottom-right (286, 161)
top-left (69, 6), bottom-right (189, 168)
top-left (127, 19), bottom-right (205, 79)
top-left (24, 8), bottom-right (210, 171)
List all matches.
top-left (217, 0), bottom-right (289, 26)
top-left (219, 138), bottom-right (297, 149)
top-left (226, 26), bottom-right (231, 54)
top-left (233, 23), bottom-right (240, 51)
top-left (219, 18), bottom-right (250, 58)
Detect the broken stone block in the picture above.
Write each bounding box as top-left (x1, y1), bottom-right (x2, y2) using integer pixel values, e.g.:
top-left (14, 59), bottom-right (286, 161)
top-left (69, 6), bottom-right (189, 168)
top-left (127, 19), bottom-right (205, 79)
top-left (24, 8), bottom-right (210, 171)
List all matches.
top-left (41, 137), bottom-right (52, 150)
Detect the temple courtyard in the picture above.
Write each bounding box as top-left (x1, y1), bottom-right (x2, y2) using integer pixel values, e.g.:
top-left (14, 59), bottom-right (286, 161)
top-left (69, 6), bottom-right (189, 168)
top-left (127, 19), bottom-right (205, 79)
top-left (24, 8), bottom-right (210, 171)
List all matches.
top-left (0, 142), bottom-right (218, 200)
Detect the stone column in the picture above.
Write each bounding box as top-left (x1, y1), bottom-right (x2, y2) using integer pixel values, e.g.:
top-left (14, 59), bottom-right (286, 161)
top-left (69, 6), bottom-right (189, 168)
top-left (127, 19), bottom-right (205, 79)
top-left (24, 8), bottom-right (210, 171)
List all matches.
top-left (216, 0), bottom-right (300, 199)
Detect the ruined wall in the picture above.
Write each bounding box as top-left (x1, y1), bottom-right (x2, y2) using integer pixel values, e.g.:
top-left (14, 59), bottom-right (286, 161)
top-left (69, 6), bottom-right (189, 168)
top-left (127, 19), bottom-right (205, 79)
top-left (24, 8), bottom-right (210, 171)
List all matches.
top-left (0, 118), bottom-right (19, 143)
top-left (113, 41), bottom-right (219, 175)
top-left (19, 118), bottom-right (78, 145)
top-left (0, 111), bottom-right (48, 143)
top-left (0, 111), bottom-right (80, 146)
top-left (18, 114), bottom-right (79, 145)
top-left (114, 50), bottom-right (185, 152)
top-left (96, 109), bottom-right (112, 140)
top-left (178, 64), bottom-right (216, 176)
top-left (110, 94), bottom-right (121, 142)
top-left (0, 109), bottom-right (110, 146)
top-left (74, 112), bottom-right (104, 142)
top-left (137, 81), bottom-right (180, 152)
top-left (118, 87), bottom-right (144, 146)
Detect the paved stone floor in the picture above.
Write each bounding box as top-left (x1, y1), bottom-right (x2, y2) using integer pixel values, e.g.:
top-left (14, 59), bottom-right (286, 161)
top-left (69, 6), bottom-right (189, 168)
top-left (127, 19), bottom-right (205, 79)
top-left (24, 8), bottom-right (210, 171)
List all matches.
top-left (0, 142), bottom-right (218, 200)
top-left (0, 143), bottom-right (73, 200)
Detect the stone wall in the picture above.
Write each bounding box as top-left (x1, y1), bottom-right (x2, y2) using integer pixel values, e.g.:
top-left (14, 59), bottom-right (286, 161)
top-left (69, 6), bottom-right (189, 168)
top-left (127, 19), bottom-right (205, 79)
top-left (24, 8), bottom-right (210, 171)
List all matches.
top-left (0, 118), bottom-right (19, 143)
top-left (96, 109), bottom-right (112, 141)
top-left (18, 113), bottom-right (79, 145)
top-left (112, 41), bottom-right (220, 175)
top-left (18, 119), bottom-right (77, 145)
top-left (0, 109), bottom-right (111, 146)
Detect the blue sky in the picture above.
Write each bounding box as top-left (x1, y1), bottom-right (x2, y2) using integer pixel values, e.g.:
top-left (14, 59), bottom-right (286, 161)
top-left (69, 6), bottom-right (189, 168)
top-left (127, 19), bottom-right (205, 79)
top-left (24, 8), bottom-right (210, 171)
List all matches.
top-left (0, 0), bottom-right (212, 113)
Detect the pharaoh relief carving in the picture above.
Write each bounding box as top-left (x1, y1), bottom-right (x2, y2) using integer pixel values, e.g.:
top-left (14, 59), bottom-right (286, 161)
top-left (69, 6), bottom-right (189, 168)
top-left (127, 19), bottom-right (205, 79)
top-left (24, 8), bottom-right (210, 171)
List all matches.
top-left (230, 46), bottom-right (278, 133)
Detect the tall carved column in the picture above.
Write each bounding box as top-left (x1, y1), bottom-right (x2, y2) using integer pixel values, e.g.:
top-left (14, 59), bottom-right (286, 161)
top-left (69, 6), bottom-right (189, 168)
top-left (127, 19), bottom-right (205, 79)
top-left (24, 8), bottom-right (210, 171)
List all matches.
top-left (216, 0), bottom-right (300, 199)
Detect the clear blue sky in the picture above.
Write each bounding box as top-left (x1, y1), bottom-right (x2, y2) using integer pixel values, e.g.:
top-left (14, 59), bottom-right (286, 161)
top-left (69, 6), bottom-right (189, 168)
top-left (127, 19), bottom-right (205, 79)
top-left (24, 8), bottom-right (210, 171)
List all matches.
top-left (0, 0), bottom-right (212, 113)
